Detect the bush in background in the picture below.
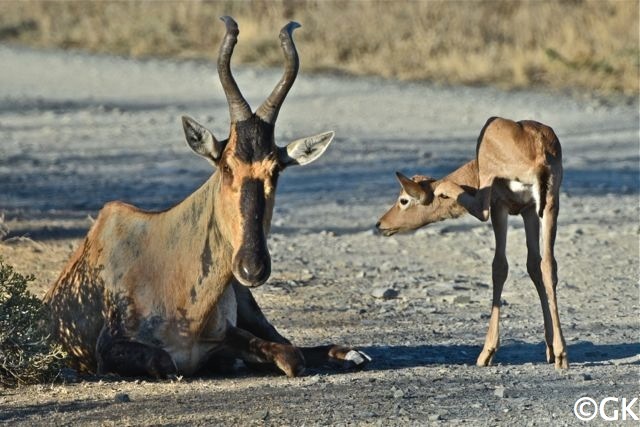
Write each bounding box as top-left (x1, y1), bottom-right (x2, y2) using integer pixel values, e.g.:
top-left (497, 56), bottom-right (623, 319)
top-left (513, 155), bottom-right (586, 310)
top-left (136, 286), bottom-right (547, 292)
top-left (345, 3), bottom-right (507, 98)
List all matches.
top-left (0, 0), bottom-right (637, 96)
top-left (0, 258), bottom-right (66, 387)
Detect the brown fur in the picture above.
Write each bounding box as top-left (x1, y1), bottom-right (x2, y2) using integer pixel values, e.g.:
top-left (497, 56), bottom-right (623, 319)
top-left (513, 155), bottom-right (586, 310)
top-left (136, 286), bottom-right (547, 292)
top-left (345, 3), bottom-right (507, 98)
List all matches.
top-left (45, 17), bottom-right (368, 377)
top-left (377, 117), bottom-right (568, 369)
top-left (45, 173), bottom-right (236, 374)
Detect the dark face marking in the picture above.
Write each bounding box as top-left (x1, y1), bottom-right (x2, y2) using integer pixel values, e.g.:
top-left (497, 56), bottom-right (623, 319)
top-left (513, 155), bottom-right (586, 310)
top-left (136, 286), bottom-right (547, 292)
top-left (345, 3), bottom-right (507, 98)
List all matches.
top-left (234, 116), bottom-right (275, 163)
top-left (233, 177), bottom-right (271, 286)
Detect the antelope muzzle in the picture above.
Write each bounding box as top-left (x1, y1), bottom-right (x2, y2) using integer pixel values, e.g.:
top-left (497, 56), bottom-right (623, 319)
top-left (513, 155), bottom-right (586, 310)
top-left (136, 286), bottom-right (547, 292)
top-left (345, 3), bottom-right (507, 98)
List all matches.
top-left (233, 178), bottom-right (272, 287)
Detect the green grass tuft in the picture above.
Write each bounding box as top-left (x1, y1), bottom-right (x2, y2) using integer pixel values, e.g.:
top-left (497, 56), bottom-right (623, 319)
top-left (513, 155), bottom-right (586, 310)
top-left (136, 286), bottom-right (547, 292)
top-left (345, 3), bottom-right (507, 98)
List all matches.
top-left (0, 258), bottom-right (67, 388)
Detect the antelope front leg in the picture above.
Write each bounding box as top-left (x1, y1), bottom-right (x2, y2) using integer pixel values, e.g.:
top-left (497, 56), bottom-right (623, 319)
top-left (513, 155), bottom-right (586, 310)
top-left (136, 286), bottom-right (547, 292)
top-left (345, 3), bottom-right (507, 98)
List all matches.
top-left (541, 192), bottom-right (568, 369)
top-left (233, 280), bottom-right (370, 371)
top-left (233, 280), bottom-right (291, 344)
top-left (477, 205), bottom-right (509, 366)
top-left (297, 345), bottom-right (371, 370)
top-left (223, 325), bottom-right (305, 377)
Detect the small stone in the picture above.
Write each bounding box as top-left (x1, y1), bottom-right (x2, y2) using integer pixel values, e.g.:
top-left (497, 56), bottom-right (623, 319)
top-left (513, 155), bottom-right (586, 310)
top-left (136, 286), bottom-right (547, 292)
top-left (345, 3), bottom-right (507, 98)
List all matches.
top-left (379, 261), bottom-right (395, 271)
top-left (428, 414), bottom-right (443, 421)
top-left (494, 386), bottom-right (506, 398)
top-left (392, 388), bottom-right (405, 399)
top-left (114, 393), bottom-right (131, 403)
top-left (581, 373), bottom-right (593, 381)
top-left (453, 295), bottom-right (471, 305)
top-left (371, 288), bottom-right (398, 299)
top-left (306, 375), bottom-right (322, 385)
top-left (299, 270), bottom-right (314, 281)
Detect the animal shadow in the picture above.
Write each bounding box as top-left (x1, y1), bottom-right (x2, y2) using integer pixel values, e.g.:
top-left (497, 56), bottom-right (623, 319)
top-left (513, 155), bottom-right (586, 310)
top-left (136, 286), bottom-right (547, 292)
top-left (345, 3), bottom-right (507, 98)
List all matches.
top-left (359, 340), bottom-right (640, 370)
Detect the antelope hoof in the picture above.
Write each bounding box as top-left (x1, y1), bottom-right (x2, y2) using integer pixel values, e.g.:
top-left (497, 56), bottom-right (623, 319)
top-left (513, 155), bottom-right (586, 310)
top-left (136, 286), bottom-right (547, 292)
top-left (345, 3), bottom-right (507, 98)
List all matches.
top-left (546, 346), bottom-right (555, 364)
top-left (273, 345), bottom-right (306, 378)
top-left (343, 349), bottom-right (372, 369)
top-left (329, 346), bottom-right (372, 370)
top-left (554, 352), bottom-right (569, 370)
top-left (476, 348), bottom-right (496, 367)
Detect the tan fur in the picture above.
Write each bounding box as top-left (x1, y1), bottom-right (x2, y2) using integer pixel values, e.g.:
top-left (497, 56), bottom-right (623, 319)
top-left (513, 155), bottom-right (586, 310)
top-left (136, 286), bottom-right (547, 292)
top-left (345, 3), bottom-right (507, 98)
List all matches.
top-left (377, 117), bottom-right (568, 370)
top-left (45, 171), bottom-right (246, 374)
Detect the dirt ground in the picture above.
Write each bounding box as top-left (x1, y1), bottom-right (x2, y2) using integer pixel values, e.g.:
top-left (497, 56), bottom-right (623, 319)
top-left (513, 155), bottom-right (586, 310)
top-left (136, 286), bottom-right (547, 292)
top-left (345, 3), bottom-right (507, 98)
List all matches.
top-left (0, 46), bottom-right (638, 425)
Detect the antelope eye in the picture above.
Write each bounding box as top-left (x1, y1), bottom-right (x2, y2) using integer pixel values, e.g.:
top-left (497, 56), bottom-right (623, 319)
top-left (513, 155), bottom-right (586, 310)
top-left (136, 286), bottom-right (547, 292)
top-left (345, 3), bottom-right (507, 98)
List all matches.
top-left (222, 164), bottom-right (232, 175)
top-left (399, 198), bottom-right (409, 206)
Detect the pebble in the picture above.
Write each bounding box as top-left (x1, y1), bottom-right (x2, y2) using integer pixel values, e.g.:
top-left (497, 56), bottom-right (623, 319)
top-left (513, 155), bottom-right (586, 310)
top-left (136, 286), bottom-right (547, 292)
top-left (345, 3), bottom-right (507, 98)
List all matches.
top-left (371, 288), bottom-right (399, 299)
top-left (453, 295), bottom-right (471, 305)
top-left (581, 373), bottom-right (593, 381)
top-left (379, 261), bottom-right (396, 271)
top-left (494, 386), bottom-right (509, 398)
top-left (391, 387), bottom-right (405, 399)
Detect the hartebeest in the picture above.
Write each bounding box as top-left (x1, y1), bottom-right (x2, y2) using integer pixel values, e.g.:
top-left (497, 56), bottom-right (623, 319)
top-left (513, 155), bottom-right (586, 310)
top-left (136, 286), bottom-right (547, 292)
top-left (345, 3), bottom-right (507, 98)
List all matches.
top-left (45, 17), bottom-right (369, 378)
top-left (376, 117), bottom-right (567, 369)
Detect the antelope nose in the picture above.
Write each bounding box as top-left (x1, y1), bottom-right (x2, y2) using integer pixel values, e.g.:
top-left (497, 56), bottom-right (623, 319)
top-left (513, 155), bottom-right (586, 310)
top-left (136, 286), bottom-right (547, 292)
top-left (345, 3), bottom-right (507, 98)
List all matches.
top-left (375, 221), bottom-right (381, 229)
top-left (239, 258), bottom-right (270, 286)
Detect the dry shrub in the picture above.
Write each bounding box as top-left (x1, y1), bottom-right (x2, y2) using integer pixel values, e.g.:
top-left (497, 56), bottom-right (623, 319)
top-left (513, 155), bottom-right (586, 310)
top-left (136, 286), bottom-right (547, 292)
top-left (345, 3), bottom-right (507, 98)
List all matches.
top-left (0, 259), bottom-right (66, 387)
top-left (0, 0), bottom-right (637, 95)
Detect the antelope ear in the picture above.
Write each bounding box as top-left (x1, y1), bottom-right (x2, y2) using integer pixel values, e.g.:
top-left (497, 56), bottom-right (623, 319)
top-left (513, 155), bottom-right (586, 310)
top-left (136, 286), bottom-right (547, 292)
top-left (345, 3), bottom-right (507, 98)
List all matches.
top-left (182, 116), bottom-right (226, 162)
top-left (396, 171), bottom-right (432, 204)
top-left (278, 131), bottom-right (335, 168)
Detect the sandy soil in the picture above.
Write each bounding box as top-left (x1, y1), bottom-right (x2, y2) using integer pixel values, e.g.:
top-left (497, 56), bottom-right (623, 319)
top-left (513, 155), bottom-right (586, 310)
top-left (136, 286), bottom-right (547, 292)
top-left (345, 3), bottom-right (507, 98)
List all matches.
top-left (0, 46), bottom-right (638, 426)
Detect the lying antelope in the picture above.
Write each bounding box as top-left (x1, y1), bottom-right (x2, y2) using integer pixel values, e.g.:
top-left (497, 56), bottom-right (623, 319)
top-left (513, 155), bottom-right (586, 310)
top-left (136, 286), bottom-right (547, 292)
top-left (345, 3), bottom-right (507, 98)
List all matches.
top-left (45, 17), bottom-right (369, 378)
top-left (376, 117), bottom-right (568, 369)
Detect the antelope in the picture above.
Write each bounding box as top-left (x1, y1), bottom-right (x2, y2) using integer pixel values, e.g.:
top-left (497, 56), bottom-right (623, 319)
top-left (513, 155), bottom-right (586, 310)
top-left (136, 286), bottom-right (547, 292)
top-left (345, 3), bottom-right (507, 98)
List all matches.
top-left (376, 117), bottom-right (568, 369)
top-left (45, 17), bottom-right (370, 378)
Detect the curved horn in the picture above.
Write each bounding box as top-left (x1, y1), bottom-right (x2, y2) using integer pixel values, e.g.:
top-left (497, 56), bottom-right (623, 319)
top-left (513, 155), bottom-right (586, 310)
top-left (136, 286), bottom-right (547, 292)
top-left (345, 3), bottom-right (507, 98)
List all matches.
top-left (255, 21), bottom-right (301, 124)
top-left (218, 16), bottom-right (252, 123)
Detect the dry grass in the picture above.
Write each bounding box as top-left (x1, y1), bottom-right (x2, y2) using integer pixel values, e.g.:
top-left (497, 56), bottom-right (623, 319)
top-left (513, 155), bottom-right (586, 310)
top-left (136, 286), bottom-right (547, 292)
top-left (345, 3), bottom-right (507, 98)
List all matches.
top-left (0, 0), bottom-right (638, 95)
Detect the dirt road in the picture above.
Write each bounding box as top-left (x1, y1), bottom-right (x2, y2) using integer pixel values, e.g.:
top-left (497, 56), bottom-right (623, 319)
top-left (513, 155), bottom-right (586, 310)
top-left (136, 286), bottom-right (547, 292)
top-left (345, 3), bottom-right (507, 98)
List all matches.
top-left (0, 46), bottom-right (638, 425)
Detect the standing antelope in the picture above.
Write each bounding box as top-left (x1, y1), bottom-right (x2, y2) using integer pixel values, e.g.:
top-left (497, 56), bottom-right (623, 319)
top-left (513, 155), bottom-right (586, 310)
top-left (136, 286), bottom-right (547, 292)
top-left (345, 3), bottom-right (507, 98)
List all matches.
top-left (45, 17), bottom-right (369, 378)
top-left (376, 117), bottom-right (567, 369)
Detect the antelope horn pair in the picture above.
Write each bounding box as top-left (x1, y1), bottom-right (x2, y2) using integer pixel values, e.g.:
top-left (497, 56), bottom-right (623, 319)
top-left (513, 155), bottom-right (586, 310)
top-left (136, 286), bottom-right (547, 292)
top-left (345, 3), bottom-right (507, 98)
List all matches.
top-left (218, 16), bottom-right (300, 124)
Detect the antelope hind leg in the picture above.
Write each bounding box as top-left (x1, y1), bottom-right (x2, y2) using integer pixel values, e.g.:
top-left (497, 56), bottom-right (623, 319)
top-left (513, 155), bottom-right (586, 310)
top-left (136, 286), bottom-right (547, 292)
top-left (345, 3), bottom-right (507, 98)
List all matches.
top-left (96, 325), bottom-right (177, 379)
